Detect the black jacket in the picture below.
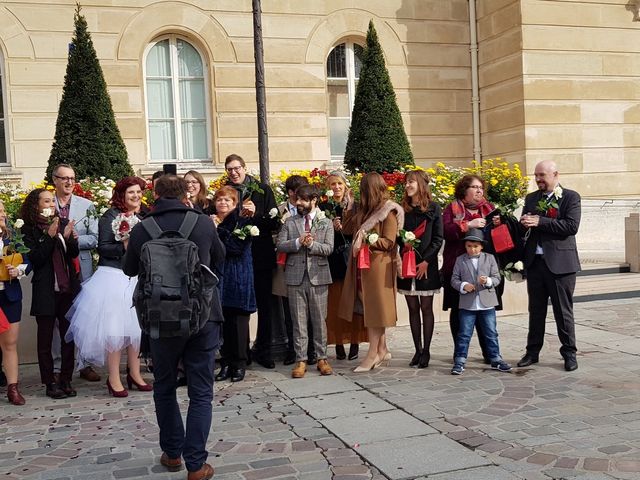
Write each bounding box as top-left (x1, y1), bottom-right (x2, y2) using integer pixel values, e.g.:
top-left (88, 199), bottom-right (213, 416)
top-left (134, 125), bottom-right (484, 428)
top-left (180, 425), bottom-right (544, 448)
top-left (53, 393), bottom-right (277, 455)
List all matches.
top-left (397, 203), bottom-right (443, 292)
top-left (98, 207), bottom-right (147, 269)
top-left (123, 198), bottom-right (225, 280)
top-left (23, 224), bottom-right (81, 316)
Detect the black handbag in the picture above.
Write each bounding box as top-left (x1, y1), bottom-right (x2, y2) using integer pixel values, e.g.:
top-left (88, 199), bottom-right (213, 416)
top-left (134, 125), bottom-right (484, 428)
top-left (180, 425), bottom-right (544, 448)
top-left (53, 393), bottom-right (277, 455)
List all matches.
top-left (335, 240), bottom-right (352, 266)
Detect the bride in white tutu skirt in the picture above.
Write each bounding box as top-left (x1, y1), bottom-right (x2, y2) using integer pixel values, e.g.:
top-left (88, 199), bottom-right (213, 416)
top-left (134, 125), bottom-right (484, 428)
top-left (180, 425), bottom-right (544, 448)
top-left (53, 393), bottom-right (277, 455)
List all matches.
top-left (66, 177), bottom-right (152, 397)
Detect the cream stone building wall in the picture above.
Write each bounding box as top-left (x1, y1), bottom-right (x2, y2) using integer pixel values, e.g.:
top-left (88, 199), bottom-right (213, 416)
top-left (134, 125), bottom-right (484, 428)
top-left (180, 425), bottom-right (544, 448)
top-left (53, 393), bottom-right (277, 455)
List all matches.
top-left (0, 0), bottom-right (638, 195)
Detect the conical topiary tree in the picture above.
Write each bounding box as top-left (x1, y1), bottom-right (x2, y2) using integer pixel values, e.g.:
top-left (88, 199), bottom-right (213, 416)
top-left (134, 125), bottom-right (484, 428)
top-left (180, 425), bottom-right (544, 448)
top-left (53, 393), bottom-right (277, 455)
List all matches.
top-left (47, 3), bottom-right (133, 181)
top-left (344, 20), bottom-right (413, 173)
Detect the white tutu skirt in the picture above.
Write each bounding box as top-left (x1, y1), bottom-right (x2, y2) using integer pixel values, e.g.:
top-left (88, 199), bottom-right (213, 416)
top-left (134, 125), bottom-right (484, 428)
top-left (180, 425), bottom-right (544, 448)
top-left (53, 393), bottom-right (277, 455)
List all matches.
top-left (65, 266), bottom-right (140, 366)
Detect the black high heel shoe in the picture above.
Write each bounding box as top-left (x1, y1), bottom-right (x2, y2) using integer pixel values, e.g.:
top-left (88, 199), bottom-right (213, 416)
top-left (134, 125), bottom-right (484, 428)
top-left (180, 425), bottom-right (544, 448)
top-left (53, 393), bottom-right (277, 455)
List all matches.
top-left (418, 350), bottom-right (430, 369)
top-left (348, 344), bottom-right (359, 360)
top-left (335, 345), bottom-right (346, 360)
top-left (409, 350), bottom-right (421, 367)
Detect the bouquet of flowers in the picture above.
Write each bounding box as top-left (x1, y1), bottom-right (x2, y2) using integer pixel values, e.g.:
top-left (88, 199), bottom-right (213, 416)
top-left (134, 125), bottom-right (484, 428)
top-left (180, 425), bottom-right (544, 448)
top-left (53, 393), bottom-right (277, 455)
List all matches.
top-left (536, 186), bottom-right (562, 218)
top-left (233, 225), bottom-right (260, 240)
top-left (501, 260), bottom-right (524, 282)
top-left (111, 212), bottom-right (140, 241)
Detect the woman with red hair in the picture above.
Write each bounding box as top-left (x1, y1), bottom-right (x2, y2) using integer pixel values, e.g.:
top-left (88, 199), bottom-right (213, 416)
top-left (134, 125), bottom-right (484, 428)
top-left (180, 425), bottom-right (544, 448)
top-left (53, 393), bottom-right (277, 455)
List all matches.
top-left (66, 176), bottom-right (152, 397)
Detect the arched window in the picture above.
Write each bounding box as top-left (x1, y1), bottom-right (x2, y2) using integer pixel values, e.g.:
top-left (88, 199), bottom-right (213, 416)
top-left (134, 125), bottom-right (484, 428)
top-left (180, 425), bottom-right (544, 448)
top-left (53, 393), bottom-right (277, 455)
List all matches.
top-left (144, 36), bottom-right (210, 163)
top-left (0, 54), bottom-right (7, 164)
top-left (326, 42), bottom-right (363, 160)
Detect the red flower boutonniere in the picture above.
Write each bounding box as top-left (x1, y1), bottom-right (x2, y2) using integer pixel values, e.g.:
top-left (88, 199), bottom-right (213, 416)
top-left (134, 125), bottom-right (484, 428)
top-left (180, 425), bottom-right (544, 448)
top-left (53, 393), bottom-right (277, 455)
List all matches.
top-left (547, 207), bottom-right (558, 218)
top-left (536, 186), bottom-right (563, 218)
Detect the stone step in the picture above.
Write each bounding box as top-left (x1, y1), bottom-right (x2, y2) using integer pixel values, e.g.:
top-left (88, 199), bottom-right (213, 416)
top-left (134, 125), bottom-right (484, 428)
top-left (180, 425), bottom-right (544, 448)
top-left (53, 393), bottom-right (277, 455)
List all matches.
top-left (578, 261), bottom-right (630, 276)
top-left (574, 271), bottom-right (640, 302)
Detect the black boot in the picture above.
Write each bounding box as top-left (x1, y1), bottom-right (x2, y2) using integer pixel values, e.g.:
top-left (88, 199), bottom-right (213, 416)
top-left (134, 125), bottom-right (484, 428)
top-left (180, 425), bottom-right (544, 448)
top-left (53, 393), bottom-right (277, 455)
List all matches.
top-left (409, 350), bottom-right (421, 367)
top-left (335, 345), bottom-right (346, 360)
top-left (46, 383), bottom-right (67, 399)
top-left (418, 350), bottom-right (430, 369)
top-left (348, 344), bottom-right (359, 360)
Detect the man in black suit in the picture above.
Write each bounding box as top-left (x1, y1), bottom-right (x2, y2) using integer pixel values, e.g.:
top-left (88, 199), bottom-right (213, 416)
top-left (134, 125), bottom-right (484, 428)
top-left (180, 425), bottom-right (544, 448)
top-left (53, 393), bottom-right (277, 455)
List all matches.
top-left (518, 160), bottom-right (581, 372)
top-left (224, 154), bottom-right (280, 369)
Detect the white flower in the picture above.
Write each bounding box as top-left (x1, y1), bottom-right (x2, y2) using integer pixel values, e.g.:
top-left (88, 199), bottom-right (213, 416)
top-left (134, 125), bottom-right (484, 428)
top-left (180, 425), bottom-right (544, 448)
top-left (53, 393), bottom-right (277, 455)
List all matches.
top-left (553, 185), bottom-right (563, 199)
top-left (325, 189), bottom-right (334, 198)
top-left (367, 232), bottom-right (379, 245)
top-left (249, 226), bottom-right (260, 237)
top-left (14, 219), bottom-right (24, 229)
top-left (316, 210), bottom-right (326, 220)
top-left (513, 261), bottom-right (524, 271)
top-left (99, 189), bottom-right (112, 199)
top-left (269, 207), bottom-right (278, 218)
top-left (404, 231), bottom-right (416, 241)
top-left (516, 198), bottom-right (525, 208)
top-left (41, 208), bottom-right (54, 218)
top-left (99, 207), bottom-right (108, 215)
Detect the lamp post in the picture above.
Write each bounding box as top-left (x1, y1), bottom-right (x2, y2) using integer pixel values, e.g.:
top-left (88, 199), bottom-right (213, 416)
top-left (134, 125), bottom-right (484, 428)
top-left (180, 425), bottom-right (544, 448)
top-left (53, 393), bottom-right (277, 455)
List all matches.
top-left (252, 0), bottom-right (270, 183)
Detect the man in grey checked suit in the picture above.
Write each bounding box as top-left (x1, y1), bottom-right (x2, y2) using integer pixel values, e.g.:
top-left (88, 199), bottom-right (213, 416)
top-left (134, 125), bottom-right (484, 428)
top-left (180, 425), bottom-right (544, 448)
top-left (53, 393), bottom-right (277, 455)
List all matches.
top-left (276, 184), bottom-right (334, 378)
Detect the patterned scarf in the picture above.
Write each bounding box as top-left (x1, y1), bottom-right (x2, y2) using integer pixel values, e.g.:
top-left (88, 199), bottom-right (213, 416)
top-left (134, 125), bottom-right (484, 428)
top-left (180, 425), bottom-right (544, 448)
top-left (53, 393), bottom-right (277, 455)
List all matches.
top-left (450, 198), bottom-right (493, 231)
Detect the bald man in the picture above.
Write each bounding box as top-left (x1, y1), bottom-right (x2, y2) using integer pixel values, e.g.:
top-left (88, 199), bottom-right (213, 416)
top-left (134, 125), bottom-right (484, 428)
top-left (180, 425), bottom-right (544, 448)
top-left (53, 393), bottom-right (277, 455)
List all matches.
top-left (518, 160), bottom-right (581, 371)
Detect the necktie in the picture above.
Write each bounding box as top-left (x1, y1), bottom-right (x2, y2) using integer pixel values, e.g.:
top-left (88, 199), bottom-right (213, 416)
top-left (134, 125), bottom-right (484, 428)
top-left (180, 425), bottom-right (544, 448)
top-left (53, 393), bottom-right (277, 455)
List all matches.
top-left (304, 214), bottom-right (311, 232)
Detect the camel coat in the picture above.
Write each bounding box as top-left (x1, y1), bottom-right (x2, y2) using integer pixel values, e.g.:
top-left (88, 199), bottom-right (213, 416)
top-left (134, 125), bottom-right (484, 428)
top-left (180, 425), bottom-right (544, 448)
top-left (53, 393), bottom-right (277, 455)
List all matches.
top-left (338, 201), bottom-right (403, 328)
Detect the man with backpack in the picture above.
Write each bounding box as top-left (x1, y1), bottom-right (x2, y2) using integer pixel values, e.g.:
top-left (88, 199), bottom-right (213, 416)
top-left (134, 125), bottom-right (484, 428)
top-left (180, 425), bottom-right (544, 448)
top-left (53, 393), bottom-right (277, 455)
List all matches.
top-left (123, 175), bottom-right (224, 480)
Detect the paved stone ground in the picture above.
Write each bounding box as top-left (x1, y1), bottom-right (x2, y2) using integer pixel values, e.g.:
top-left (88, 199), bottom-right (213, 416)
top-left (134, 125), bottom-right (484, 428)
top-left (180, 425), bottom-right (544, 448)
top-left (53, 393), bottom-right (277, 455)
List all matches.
top-left (1, 297), bottom-right (639, 480)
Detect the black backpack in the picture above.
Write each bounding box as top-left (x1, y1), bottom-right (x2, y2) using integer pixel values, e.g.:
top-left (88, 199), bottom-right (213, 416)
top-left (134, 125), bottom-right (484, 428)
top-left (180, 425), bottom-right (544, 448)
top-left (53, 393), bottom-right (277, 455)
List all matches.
top-left (133, 211), bottom-right (218, 339)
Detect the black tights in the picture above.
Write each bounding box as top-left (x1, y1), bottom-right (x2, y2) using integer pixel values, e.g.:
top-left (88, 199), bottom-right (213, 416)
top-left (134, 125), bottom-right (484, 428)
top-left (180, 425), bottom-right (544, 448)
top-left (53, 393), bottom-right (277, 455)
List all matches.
top-left (405, 296), bottom-right (435, 354)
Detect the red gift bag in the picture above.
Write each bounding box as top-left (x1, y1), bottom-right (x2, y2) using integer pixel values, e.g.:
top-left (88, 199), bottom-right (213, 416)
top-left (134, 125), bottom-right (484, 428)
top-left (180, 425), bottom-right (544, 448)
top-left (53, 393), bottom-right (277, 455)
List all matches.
top-left (357, 245), bottom-right (370, 269)
top-left (0, 307), bottom-right (9, 335)
top-left (491, 224), bottom-right (515, 254)
top-left (276, 252), bottom-right (287, 266)
top-left (402, 249), bottom-right (417, 278)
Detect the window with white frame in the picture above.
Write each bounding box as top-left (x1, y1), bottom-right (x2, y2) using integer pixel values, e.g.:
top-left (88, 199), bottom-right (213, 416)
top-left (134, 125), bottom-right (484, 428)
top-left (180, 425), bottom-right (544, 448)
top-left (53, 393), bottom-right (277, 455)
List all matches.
top-left (326, 42), bottom-right (363, 159)
top-left (144, 37), bottom-right (210, 163)
top-left (0, 57), bottom-right (7, 164)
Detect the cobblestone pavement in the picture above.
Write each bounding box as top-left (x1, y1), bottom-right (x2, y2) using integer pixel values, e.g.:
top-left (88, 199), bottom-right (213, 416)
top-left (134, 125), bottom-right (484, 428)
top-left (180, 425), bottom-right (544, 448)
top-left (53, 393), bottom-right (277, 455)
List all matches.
top-left (1, 297), bottom-right (639, 480)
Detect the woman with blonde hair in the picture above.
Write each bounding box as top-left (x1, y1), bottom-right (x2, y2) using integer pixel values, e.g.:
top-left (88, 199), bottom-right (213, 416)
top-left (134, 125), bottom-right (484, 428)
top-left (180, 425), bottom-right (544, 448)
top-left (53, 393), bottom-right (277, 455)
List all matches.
top-left (397, 170), bottom-right (443, 368)
top-left (319, 171), bottom-right (367, 360)
top-left (339, 172), bottom-right (403, 372)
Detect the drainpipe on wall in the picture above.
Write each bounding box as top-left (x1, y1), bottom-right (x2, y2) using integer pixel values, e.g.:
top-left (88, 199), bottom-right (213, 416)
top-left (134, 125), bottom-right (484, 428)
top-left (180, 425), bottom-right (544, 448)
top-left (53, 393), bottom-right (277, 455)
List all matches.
top-left (469, 0), bottom-right (482, 163)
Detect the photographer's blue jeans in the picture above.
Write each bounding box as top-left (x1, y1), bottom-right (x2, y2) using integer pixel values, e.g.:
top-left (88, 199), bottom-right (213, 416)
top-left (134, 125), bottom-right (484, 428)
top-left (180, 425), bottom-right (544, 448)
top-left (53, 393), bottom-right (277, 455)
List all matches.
top-left (150, 321), bottom-right (221, 472)
top-left (454, 308), bottom-right (501, 365)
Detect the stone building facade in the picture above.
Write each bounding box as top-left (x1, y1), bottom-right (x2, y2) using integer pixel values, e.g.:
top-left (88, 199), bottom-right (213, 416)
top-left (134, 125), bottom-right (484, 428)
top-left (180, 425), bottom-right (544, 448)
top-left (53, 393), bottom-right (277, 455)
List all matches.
top-left (0, 0), bottom-right (638, 197)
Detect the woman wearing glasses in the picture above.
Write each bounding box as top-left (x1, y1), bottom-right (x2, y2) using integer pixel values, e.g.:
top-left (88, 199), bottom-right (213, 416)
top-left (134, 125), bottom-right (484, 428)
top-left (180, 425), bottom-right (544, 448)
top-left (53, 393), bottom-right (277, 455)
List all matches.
top-left (184, 170), bottom-right (214, 214)
top-left (442, 175), bottom-right (500, 361)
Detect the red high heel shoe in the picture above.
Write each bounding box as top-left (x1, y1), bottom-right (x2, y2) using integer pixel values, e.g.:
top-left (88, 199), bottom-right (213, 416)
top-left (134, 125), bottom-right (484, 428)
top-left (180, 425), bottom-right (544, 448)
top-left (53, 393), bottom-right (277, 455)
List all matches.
top-left (106, 377), bottom-right (128, 398)
top-left (127, 373), bottom-right (153, 392)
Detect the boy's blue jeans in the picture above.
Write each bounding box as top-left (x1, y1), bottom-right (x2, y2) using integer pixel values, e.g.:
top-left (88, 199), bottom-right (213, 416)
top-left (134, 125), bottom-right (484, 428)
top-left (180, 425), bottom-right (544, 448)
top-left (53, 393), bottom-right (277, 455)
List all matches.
top-left (454, 308), bottom-right (501, 365)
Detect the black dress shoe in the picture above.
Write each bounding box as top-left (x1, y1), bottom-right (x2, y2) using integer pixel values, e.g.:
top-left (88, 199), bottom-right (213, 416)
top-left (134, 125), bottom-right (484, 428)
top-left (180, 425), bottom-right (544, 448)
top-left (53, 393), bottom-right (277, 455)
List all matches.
top-left (517, 354), bottom-right (539, 367)
top-left (230, 368), bottom-right (245, 382)
top-left (564, 356), bottom-right (578, 371)
top-left (59, 380), bottom-right (77, 397)
top-left (409, 350), bottom-right (421, 367)
top-left (46, 383), bottom-right (68, 399)
top-left (255, 357), bottom-right (275, 369)
top-left (348, 344), bottom-right (359, 361)
top-left (283, 352), bottom-right (296, 366)
top-left (335, 345), bottom-right (346, 360)
top-left (215, 365), bottom-right (231, 381)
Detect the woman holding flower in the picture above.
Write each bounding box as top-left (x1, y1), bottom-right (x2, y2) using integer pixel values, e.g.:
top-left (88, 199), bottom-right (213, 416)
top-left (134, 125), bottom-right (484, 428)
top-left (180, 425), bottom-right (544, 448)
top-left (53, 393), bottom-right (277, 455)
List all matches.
top-left (21, 188), bottom-right (80, 399)
top-left (213, 186), bottom-right (257, 383)
top-left (339, 172), bottom-right (404, 372)
top-left (397, 170), bottom-right (443, 368)
top-left (442, 175), bottom-right (501, 361)
top-left (319, 171), bottom-right (367, 361)
top-left (0, 200), bottom-right (30, 405)
top-left (65, 177), bottom-right (152, 397)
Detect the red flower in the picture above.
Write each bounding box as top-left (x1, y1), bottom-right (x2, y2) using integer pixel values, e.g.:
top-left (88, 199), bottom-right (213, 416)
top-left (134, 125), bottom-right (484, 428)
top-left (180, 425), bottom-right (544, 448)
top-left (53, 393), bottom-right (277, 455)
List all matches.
top-left (547, 207), bottom-right (558, 218)
top-left (118, 221), bottom-right (130, 233)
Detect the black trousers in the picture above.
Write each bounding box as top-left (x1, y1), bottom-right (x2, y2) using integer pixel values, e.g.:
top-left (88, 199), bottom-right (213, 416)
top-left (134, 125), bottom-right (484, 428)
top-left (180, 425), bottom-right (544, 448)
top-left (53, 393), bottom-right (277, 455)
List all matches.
top-left (35, 292), bottom-right (75, 385)
top-left (525, 256), bottom-right (577, 358)
top-left (221, 308), bottom-right (250, 369)
top-left (252, 268), bottom-right (273, 359)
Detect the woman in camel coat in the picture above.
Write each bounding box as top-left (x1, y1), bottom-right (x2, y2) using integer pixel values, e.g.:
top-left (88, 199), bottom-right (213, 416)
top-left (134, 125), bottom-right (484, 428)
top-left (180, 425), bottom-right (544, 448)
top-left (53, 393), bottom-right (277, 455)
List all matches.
top-left (338, 172), bottom-right (404, 372)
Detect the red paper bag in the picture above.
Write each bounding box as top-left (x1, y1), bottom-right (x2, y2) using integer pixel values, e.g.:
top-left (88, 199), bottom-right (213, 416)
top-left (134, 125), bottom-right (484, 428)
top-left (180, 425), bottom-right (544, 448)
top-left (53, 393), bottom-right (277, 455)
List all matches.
top-left (276, 252), bottom-right (287, 266)
top-left (357, 245), bottom-right (370, 269)
top-left (0, 307), bottom-right (9, 335)
top-left (402, 250), bottom-right (417, 278)
top-left (491, 224), bottom-right (515, 254)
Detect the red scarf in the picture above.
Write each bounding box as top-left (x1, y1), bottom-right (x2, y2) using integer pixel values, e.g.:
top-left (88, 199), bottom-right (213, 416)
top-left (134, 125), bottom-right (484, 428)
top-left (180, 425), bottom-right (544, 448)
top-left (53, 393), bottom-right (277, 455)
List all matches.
top-left (450, 198), bottom-right (493, 231)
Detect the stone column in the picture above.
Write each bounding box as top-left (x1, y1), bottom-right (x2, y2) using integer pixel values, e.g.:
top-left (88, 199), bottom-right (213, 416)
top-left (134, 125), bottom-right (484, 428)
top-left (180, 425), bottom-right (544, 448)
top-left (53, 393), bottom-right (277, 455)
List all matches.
top-left (625, 213), bottom-right (640, 272)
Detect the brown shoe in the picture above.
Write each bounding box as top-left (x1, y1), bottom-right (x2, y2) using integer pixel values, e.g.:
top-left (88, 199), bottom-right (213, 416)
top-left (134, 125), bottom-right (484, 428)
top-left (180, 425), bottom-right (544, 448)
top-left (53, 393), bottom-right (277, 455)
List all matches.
top-left (160, 452), bottom-right (182, 472)
top-left (7, 383), bottom-right (26, 406)
top-left (291, 361), bottom-right (307, 378)
top-left (316, 359), bottom-right (333, 376)
top-left (187, 463), bottom-right (214, 480)
top-left (79, 366), bottom-right (101, 382)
